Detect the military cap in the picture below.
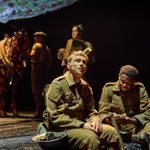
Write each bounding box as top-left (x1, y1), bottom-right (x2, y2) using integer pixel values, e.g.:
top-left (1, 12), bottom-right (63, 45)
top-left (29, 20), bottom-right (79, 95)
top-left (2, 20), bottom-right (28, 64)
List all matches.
top-left (34, 31), bottom-right (47, 37)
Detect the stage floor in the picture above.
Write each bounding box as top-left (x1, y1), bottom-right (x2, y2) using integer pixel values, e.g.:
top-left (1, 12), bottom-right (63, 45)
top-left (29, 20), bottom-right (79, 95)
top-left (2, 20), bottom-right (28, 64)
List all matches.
top-left (0, 112), bottom-right (42, 150)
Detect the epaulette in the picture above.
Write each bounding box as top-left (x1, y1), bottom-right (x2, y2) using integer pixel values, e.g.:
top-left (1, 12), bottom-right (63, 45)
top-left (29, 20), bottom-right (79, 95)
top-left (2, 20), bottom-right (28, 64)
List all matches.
top-left (104, 82), bottom-right (116, 87)
top-left (54, 75), bottom-right (65, 82)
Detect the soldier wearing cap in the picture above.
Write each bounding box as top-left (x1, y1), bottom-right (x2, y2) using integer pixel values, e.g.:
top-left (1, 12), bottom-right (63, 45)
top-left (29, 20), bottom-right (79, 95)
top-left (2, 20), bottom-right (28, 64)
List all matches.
top-left (30, 31), bottom-right (53, 118)
top-left (98, 65), bottom-right (150, 138)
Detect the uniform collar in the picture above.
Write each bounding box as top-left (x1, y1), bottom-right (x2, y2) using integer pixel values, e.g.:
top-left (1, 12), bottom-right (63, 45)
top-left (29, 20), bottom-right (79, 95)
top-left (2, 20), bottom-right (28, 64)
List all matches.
top-left (112, 80), bottom-right (136, 93)
top-left (112, 81), bottom-right (121, 92)
top-left (64, 71), bottom-right (86, 87)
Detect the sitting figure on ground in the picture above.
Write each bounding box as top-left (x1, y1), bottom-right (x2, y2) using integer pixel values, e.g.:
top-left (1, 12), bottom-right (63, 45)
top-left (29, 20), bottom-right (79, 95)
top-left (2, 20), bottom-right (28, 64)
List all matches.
top-left (40, 51), bottom-right (119, 150)
top-left (98, 64), bottom-right (150, 149)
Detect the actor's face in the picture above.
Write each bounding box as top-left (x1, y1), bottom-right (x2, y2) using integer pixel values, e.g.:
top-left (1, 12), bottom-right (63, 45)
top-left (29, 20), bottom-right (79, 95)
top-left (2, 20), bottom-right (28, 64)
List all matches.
top-left (72, 26), bottom-right (80, 39)
top-left (119, 74), bottom-right (135, 92)
top-left (34, 35), bottom-right (42, 43)
top-left (68, 55), bottom-right (87, 77)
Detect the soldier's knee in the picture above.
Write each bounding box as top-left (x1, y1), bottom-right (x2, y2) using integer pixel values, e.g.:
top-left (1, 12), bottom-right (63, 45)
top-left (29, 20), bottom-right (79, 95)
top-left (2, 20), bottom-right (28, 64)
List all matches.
top-left (101, 124), bottom-right (119, 143)
top-left (68, 129), bottom-right (100, 150)
top-left (80, 131), bottom-right (100, 150)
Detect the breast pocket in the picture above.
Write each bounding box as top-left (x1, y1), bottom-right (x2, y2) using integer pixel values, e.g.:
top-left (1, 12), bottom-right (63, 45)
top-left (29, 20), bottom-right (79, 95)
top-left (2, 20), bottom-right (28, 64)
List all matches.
top-left (111, 97), bottom-right (125, 113)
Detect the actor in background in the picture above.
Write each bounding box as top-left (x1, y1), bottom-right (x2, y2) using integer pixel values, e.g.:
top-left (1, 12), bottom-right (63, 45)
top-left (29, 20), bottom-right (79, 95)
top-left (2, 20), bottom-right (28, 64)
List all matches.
top-left (30, 31), bottom-right (53, 118)
top-left (57, 24), bottom-right (95, 74)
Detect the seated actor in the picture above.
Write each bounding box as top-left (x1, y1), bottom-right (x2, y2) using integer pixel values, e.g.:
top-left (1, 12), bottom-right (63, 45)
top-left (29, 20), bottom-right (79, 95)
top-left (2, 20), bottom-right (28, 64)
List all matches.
top-left (42, 51), bottom-right (119, 150)
top-left (98, 65), bottom-right (150, 139)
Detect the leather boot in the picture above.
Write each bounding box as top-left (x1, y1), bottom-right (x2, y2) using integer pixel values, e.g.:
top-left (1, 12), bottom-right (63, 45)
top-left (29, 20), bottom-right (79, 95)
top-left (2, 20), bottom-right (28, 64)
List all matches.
top-left (0, 98), bottom-right (6, 117)
top-left (10, 99), bottom-right (19, 117)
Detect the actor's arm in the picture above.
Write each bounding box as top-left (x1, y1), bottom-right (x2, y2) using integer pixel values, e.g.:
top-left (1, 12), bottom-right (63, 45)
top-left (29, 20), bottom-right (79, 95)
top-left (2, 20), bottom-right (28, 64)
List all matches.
top-left (98, 84), bottom-right (113, 123)
top-left (133, 83), bottom-right (150, 125)
top-left (46, 80), bottom-right (85, 128)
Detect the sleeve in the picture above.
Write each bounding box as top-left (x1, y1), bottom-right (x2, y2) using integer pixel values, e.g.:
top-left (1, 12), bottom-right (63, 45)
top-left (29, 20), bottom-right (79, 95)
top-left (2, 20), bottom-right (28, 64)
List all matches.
top-left (45, 80), bottom-right (85, 129)
top-left (98, 84), bottom-right (113, 122)
top-left (133, 85), bottom-right (150, 126)
top-left (30, 44), bottom-right (37, 56)
top-left (30, 43), bottom-right (42, 62)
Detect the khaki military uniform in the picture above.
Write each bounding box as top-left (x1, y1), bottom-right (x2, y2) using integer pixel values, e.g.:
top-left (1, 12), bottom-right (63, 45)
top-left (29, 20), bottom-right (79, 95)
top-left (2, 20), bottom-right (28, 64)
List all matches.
top-left (31, 42), bottom-right (53, 102)
top-left (43, 71), bottom-right (119, 150)
top-left (99, 81), bottom-right (150, 135)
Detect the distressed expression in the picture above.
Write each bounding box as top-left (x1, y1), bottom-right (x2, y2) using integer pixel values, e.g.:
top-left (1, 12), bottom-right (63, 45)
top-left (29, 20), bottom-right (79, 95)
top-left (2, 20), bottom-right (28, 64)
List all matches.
top-left (67, 55), bottom-right (87, 76)
top-left (119, 74), bottom-right (135, 92)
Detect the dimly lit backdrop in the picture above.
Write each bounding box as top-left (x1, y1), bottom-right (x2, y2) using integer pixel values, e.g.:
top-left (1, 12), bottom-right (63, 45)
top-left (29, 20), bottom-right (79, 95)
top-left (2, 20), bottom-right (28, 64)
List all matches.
top-left (0, 0), bottom-right (150, 110)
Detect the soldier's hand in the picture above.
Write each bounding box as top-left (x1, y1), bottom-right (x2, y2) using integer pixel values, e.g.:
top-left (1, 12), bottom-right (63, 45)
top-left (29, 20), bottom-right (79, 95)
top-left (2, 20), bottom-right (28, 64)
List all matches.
top-left (83, 121), bottom-right (103, 134)
top-left (124, 116), bottom-right (138, 124)
top-left (113, 113), bottom-right (127, 123)
top-left (113, 113), bottom-right (138, 124)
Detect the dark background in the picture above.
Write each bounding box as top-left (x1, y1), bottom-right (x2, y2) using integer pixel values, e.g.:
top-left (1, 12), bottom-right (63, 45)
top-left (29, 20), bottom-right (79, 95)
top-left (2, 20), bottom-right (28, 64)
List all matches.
top-left (0, 0), bottom-right (150, 110)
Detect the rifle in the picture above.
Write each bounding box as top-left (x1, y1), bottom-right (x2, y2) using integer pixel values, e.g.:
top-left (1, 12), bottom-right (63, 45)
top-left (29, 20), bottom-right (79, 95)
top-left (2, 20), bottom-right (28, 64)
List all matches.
top-left (109, 113), bottom-right (125, 150)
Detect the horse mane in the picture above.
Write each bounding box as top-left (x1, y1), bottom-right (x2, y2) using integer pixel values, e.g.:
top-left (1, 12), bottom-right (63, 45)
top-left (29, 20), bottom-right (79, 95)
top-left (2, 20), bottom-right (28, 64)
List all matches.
top-left (0, 30), bottom-right (30, 67)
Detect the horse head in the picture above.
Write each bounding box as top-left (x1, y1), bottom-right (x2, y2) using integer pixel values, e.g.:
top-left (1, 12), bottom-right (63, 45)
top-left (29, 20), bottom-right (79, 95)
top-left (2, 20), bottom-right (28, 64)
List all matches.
top-left (0, 30), bottom-right (30, 69)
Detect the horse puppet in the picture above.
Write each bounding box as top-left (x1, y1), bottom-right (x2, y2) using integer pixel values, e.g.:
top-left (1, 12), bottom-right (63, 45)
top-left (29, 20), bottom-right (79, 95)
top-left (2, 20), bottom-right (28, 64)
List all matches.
top-left (0, 30), bottom-right (30, 117)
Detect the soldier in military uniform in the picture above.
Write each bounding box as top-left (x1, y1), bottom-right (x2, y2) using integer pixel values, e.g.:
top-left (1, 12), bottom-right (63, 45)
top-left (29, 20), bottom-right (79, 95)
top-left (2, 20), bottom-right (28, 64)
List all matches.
top-left (42, 51), bottom-right (119, 150)
top-left (30, 31), bottom-right (53, 118)
top-left (98, 65), bottom-right (150, 141)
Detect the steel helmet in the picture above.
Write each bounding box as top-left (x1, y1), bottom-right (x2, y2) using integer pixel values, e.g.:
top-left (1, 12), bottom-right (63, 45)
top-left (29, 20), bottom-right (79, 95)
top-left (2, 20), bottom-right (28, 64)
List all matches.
top-left (32, 131), bottom-right (68, 149)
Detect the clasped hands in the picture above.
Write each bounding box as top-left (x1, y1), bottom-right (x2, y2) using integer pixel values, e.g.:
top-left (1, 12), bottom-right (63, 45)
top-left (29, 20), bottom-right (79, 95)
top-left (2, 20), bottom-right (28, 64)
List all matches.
top-left (83, 116), bottom-right (103, 134)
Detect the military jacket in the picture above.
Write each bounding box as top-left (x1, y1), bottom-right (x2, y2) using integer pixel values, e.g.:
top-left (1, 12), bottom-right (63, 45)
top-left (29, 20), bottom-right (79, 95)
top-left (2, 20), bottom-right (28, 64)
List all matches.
top-left (44, 71), bottom-right (98, 130)
top-left (99, 81), bottom-right (150, 126)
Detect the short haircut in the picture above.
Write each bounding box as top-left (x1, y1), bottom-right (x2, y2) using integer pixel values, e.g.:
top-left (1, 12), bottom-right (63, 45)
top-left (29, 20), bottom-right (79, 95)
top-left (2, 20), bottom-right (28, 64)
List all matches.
top-left (119, 65), bottom-right (139, 79)
top-left (67, 50), bottom-right (89, 63)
